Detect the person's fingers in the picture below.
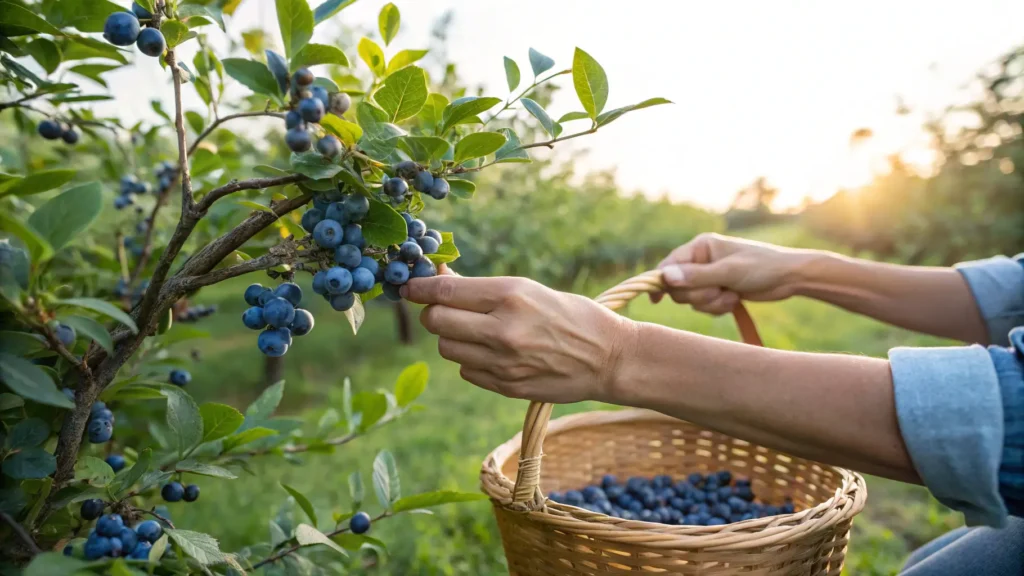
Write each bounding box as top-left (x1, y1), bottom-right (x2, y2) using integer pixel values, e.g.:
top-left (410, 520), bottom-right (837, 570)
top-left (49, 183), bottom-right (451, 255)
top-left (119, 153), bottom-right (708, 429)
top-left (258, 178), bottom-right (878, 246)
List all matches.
top-left (437, 263), bottom-right (459, 276)
top-left (419, 305), bottom-right (498, 342)
top-left (692, 290), bottom-right (740, 316)
top-left (657, 233), bottom-right (714, 269)
top-left (401, 275), bottom-right (511, 312)
top-left (661, 259), bottom-right (735, 290)
top-left (459, 366), bottom-right (504, 395)
top-left (437, 337), bottom-right (494, 366)
top-left (668, 286), bottom-right (721, 306)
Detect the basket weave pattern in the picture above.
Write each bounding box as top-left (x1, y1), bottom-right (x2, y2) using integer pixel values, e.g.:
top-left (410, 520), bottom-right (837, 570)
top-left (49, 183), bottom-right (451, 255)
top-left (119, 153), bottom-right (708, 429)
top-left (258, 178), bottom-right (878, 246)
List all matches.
top-left (480, 270), bottom-right (867, 575)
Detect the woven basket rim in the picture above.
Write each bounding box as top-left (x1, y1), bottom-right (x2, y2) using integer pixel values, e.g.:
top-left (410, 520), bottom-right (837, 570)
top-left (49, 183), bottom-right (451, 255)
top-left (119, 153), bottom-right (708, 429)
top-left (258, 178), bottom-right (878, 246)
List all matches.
top-left (481, 408), bottom-right (868, 551)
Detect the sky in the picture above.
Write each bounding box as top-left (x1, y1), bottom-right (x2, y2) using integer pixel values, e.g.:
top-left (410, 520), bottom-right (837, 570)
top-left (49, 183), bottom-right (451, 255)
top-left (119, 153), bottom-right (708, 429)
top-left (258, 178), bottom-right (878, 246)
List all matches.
top-left (90, 0), bottom-right (1024, 210)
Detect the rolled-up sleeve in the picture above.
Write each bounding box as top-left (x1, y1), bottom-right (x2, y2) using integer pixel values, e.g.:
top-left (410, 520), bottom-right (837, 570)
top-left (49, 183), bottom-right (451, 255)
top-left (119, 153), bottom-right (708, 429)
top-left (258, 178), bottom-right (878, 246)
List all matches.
top-left (954, 254), bottom-right (1024, 346)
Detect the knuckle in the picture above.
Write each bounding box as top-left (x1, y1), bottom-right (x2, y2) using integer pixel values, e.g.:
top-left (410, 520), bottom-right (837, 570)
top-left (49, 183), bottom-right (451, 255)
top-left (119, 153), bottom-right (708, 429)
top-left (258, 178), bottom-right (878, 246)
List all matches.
top-left (435, 276), bottom-right (458, 303)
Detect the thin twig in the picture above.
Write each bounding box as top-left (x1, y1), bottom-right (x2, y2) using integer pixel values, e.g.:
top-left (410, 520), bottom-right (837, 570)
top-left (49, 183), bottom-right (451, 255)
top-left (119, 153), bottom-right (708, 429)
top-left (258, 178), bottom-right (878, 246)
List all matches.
top-left (518, 126), bottom-right (598, 150)
top-left (0, 511), bottom-right (41, 555)
top-left (482, 69), bottom-right (571, 126)
top-left (188, 111), bottom-right (285, 156)
top-left (251, 512), bottom-right (391, 570)
top-left (132, 506), bottom-right (176, 530)
top-left (196, 173), bottom-right (307, 213)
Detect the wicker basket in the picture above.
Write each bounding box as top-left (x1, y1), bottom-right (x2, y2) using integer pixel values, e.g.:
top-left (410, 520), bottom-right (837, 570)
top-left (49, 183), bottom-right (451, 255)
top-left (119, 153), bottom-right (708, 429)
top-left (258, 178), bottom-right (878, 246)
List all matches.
top-left (480, 270), bottom-right (868, 575)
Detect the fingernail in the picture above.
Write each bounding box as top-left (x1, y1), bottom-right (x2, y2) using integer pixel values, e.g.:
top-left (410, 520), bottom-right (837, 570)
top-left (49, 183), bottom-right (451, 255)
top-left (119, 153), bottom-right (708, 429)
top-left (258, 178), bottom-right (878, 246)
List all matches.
top-left (399, 285), bottom-right (409, 298)
top-left (662, 265), bottom-right (685, 286)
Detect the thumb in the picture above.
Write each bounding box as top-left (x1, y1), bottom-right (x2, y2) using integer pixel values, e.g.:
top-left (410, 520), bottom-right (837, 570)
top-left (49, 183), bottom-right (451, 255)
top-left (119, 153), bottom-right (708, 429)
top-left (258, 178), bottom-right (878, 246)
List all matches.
top-left (662, 261), bottom-right (734, 289)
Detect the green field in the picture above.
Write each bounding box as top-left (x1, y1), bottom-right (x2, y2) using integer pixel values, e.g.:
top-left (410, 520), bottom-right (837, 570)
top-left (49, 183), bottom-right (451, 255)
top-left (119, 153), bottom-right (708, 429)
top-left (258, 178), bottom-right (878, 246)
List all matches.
top-left (164, 225), bottom-right (962, 575)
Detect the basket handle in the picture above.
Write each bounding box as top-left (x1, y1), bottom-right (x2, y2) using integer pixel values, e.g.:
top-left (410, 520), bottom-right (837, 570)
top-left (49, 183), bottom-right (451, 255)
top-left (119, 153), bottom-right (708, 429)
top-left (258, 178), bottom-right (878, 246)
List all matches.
top-left (509, 269), bottom-right (764, 508)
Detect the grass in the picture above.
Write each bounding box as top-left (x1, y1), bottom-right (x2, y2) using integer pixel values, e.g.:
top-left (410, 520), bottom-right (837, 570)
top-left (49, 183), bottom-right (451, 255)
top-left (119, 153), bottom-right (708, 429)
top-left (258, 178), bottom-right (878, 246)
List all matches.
top-left (162, 224), bottom-right (963, 575)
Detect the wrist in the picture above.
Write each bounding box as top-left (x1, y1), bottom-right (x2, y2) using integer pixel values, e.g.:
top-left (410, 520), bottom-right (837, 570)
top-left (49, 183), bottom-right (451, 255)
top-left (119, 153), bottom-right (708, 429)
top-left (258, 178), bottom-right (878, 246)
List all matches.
top-left (599, 316), bottom-right (643, 405)
top-left (786, 249), bottom-right (839, 297)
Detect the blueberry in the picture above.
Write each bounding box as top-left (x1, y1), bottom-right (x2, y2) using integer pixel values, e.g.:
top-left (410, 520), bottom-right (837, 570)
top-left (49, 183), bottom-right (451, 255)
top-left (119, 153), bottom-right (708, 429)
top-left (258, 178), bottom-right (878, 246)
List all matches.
top-left (38, 119), bottom-right (63, 140)
top-left (88, 418), bottom-right (113, 443)
top-left (244, 283), bottom-right (265, 306)
top-left (735, 485), bottom-right (754, 501)
top-left (285, 128), bottom-right (312, 152)
top-left (627, 499), bottom-right (644, 514)
top-left (257, 328), bottom-right (291, 357)
top-left (727, 496), bottom-right (748, 513)
top-left (400, 212), bottom-right (414, 224)
top-left (289, 309), bottom-right (314, 336)
top-left (350, 267), bottom-right (375, 293)
top-left (735, 477), bottom-right (751, 488)
top-left (113, 196), bottom-right (131, 210)
top-left (717, 486), bottom-right (733, 501)
top-left (398, 241), bottom-right (423, 264)
top-left (691, 490), bottom-right (707, 503)
top-left (424, 229), bottom-right (442, 245)
top-left (427, 177), bottom-right (449, 200)
top-left (240, 306), bottom-right (266, 331)
top-left (311, 85), bottom-right (330, 111)
top-left (417, 235), bottom-right (439, 255)
top-left (343, 194), bottom-right (369, 221)
top-left (358, 256), bottom-right (380, 278)
top-left (103, 12), bottom-right (141, 46)
top-left (97, 514), bottom-right (125, 537)
top-left (334, 244), bottom-right (362, 269)
top-left (136, 27), bottom-right (165, 57)
top-left (706, 491), bottom-right (719, 505)
top-left (405, 218), bottom-right (426, 239)
top-left (563, 490), bottom-right (584, 506)
top-left (263, 297), bottom-right (296, 328)
top-left (131, 2), bottom-right (152, 18)
top-left (329, 291), bottom-right (355, 312)
top-left (605, 485), bottom-right (625, 500)
top-left (548, 491), bottom-right (564, 503)
top-left (780, 501), bottom-right (795, 515)
top-left (84, 535), bottom-right (112, 560)
top-left (118, 526), bottom-right (138, 554)
top-left (626, 477), bottom-right (649, 494)
top-left (717, 470), bottom-right (733, 485)
top-left (313, 219), bottom-right (343, 249)
top-left (323, 203), bottom-right (347, 225)
top-left (108, 536), bottom-right (124, 557)
top-left (381, 282), bottom-right (402, 302)
top-left (316, 135), bottom-right (341, 158)
top-left (383, 177), bottom-right (408, 199)
top-left (293, 68), bottom-right (314, 86)
top-left (342, 223), bottom-right (364, 248)
top-left (712, 503), bottom-right (731, 519)
top-left (301, 208), bottom-right (323, 233)
top-left (162, 482), bottom-right (184, 502)
top-left (298, 97), bottom-right (324, 123)
top-left (349, 511), bottom-right (371, 534)
top-left (105, 455), bottom-right (126, 472)
top-left (408, 170), bottom-right (433, 193)
top-left (329, 92), bottom-right (351, 116)
top-left (183, 484), bottom-right (200, 502)
top-left (274, 282), bottom-right (303, 306)
top-left (325, 266), bottom-right (353, 294)
top-left (80, 498), bottom-right (105, 520)
top-left (285, 110), bottom-right (304, 130)
top-left (55, 323), bottom-right (76, 347)
top-left (90, 401), bottom-right (107, 416)
top-left (158, 175), bottom-right (172, 190)
top-left (61, 128), bottom-right (80, 144)
top-left (687, 473), bottom-right (704, 487)
top-left (410, 257), bottom-right (437, 279)
top-left (761, 505), bottom-right (779, 517)
top-left (312, 271), bottom-right (328, 295)
top-left (169, 369), bottom-right (191, 386)
top-left (134, 520), bottom-right (162, 543)
top-left (384, 261), bottom-right (410, 285)
top-left (582, 486), bottom-right (606, 503)
top-left (707, 517), bottom-right (727, 526)
top-left (653, 475), bottom-right (673, 489)
top-left (129, 540), bottom-right (152, 560)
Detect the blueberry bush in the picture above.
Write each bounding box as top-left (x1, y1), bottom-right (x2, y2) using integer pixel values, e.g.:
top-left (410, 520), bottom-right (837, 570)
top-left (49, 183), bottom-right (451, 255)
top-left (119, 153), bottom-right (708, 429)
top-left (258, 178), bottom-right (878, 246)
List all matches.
top-left (0, 0), bottom-right (669, 572)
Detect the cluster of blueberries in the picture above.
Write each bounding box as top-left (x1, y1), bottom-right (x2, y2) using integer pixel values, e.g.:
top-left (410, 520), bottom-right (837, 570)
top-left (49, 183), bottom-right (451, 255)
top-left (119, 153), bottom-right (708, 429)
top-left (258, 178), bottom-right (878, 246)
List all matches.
top-left (85, 399), bottom-right (115, 444)
top-left (175, 304), bottom-right (217, 323)
top-left (242, 282), bottom-right (315, 357)
top-left (115, 162), bottom-right (176, 210)
top-left (161, 480), bottom-right (200, 504)
top-left (549, 471), bottom-right (796, 526)
top-left (168, 368), bottom-right (191, 387)
top-left (36, 119), bottom-right (79, 145)
top-left (283, 67), bottom-right (352, 155)
top-left (115, 279), bottom-right (150, 308)
top-left (68, 508), bottom-right (164, 560)
top-left (103, 3), bottom-right (167, 57)
top-left (385, 160), bottom-right (449, 203)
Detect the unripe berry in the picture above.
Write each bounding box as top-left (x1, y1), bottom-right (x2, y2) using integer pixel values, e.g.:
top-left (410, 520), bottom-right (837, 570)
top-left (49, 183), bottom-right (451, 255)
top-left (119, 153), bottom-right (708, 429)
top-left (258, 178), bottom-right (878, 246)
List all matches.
top-left (293, 68), bottom-right (314, 86)
top-left (329, 92), bottom-right (352, 116)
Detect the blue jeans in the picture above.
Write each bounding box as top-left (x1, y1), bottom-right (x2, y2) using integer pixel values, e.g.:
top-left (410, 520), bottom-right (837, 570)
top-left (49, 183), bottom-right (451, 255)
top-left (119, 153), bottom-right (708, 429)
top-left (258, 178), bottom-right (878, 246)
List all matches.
top-left (900, 516), bottom-right (1024, 575)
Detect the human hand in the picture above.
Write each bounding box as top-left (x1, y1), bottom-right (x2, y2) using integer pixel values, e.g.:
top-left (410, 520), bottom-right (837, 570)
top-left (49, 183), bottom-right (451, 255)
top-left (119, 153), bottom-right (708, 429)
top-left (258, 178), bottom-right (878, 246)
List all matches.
top-left (401, 275), bottom-right (636, 404)
top-left (652, 233), bottom-right (819, 314)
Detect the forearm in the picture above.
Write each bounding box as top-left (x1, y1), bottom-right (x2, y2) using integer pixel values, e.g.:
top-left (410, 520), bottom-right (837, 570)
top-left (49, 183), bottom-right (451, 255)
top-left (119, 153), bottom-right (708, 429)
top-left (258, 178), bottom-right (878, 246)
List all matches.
top-left (609, 321), bottom-right (921, 483)
top-left (792, 252), bottom-right (989, 344)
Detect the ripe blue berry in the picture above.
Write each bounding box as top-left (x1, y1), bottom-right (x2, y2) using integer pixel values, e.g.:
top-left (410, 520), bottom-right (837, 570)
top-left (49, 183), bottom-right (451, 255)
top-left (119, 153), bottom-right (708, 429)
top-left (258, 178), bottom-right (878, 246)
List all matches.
top-left (324, 201), bottom-right (347, 223)
top-left (312, 271), bottom-right (328, 295)
top-left (258, 328), bottom-right (291, 357)
top-left (109, 536), bottom-right (124, 557)
top-left (285, 110), bottom-right (303, 130)
top-left (410, 257), bottom-right (437, 279)
top-left (343, 194), bottom-right (369, 220)
top-left (135, 520), bottom-right (162, 543)
top-left (301, 208), bottom-right (323, 233)
top-left (162, 482), bottom-right (184, 502)
top-left (97, 514), bottom-right (125, 537)
top-left (383, 177), bottom-right (408, 199)
top-left (103, 12), bottom-right (141, 46)
top-left (55, 323), bottom-right (76, 347)
top-left (401, 212), bottom-right (414, 224)
top-left (780, 501), bottom-right (795, 514)
top-left (88, 418), bottom-right (113, 443)
top-left (334, 244), bottom-right (362, 269)
top-left (564, 490), bottom-right (585, 506)
top-left (358, 256), bottom-right (380, 277)
top-left (118, 527), bottom-right (139, 554)
top-left (285, 128), bottom-right (312, 152)
top-left (244, 283), bottom-right (265, 306)
top-left (293, 68), bottom-right (314, 86)
top-left (342, 223), bottom-right (364, 248)
top-left (428, 177), bottom-right (449, 200)
top-left (384, 261), bottom-right (410, 285)
top-left (350, 267), bottom-right (375, 293)
top-left (394, 160), bottom-right (418, 179)
top-left (381, 282), bottom-right (402, 302)
top-left (325, 266), bottom-right (353, 294)
top-left (136, 27), bottom-right (165, 57)
top-left (399, 241), bottom-right (423, 263)
top-left (105, 455), bottom-right (126, 472)
top-left (298, 97), bottom-right (324, 123)
top-left (169, 369), bottom-right (191, 386)
top-left (311, 85), bottom-right (330, 110)
top-left (80, 498), bottom-right (105, 520)
top-left (349, 511), bottom-right (371, 534)
top-left (329, 92), bottom-right (351, 115)
top-left (274, 282), bottom-right (303, 306)
top-left (183, 484), bottom-right (200, 502)
top-left (114, 195), bottom-right (132, 210)
top-left (84, 535), bottom-right (113, 560)
top-left (263, 297), bottom-right (296, 328)
top-left (289, 309), bottom-right (314, 336)
top-left (707, 517), bottom-right (727, 526)
top-left (61, 128), bottom-right (79, 144)
top-left (413, 170), bottom-right (434, 192)
top-left (313, 219), bottom-right (344, 249)
top-left (316, 135), bottom-right (341, 158)
top-left (131, 2), bottom-right (152, 19)
top-left (242, 306), bottom-right (266, 330)
top-left (406, 218), bottom-right (426, 239)
top-left (129, 541), bottom-right (152, 560)
top-left (329, 291), bottom-right (355, 312)
top-left (417, 235), bottom-right (439, 255)
top-left (424, 229), bottom-right (442, 244)
top-left (38, 119), bottom-right (62, 140)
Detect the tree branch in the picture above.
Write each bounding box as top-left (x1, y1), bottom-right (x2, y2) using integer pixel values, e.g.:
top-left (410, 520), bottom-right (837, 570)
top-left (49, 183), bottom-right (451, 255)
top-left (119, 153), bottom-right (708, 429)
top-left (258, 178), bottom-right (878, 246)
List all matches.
top-left (518, 126), bottom-right (598, 150)
top-left (251, 512), bottom-right (391, 570)
top-left (188, 111), bottom-right (285, 156)
top-left (482, 68), bottom-right (571, 126)
top-left (196, 173), bottom-right (307, 214)
top-left (131, 506), bottom-right (175, 530)
top-left (0, 511), bottom-right (41, 555)
top-left (170, 239), bottom-right (307, 292)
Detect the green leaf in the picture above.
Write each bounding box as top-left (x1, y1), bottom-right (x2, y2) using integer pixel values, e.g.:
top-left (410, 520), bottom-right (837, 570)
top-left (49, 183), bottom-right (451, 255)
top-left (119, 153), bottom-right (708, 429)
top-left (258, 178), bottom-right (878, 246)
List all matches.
top-left (440, 96), bottom-right (501, 135)
top-left (352, 391), bottom-right (386, 433)
top-left (290, 43), bottom-right (349, 70)
top-left (319, 115), bottom-right (362, 146)
top-left (160, 20), bottom-right (191, 49)
top-left (295, 524), bottom-right (347, 556)
top-left (558, 111), bottom-right (590, 123)
top-left (276, 0), bottom-right (314, 60)
top-left (24, 38), bottom-right (61, 74)
top-left (166, 529), bottom-right (225, 565)
top-left (0, 213), bottom-right (51, 265)
top-left (5, 417), bottom-right (48, 449)
top-left (23, 553), bottom-right (89, 576)
top-left (70, 63), bottom-right (120, 87)
top-left (572, 48), bottom-right (608, 119)
top-left (454, 132), bottom-right (506, 164)
top-left (392, 490), bottom-right (487, 512)
top-left (56, 315), bottom-right (111, 353)
top-left (378, 2), bottom-right (400, 45)
top-left (178, 5), bottom-right (226, 32)
top-left (0, 169), bottom-right (75, 197)
top-left (160, 387), bottom-right (203, 457)
top-left (265, 49), bottom-right (290, 94)
top-left (394, 362), bottom-right (428, 407)
top-left (185, 111), bottom-right (204, 134)
top-left (396, 136), bottom-right (450, 163)
top-left (528, 47), bottom-right (554, 77)
top-left (417, 93), bottom-right (448, 132)
top-left (222, 58), bottom-right (281, 98)
top-left (27, 182), bottom-right (102, 255)
top-left (44, 0), bottom-right (124, 33)
top-left (357, 37), bottom-right (385, 77)
top-left (0, 393), bottom-right (25, 412)
top-left (520, 98), bottom-right (561, 138)
top-left (0, 332), bottom-right (44, 357)
top-left (74, 456), bottom-right (114, 485)
top-left (503, 56), bottom-right (520, 92)
top-left (373, 65), bottom-right (427, 122)
top-left (385, 49), bottom-right (427, 76)
top-left (344, 295), bottom-right (365, 335)
top-left (361, 196), bottom-right (407, 247)
top-left (0, 1), bottom-right (64, 35)
top-left (221, 426), bottom-right (278, 452)
top-left (313, 0), bottom-right (358, 25)
top-left (55, 298), bottom-right (138, 334)
top-left (241, 381), bottom-right (284, 430)
top-left (348, 471), bottom-right (363, 509)
top-left (174, 460), bottom-right (237, 479)
top-left (446, 179), bottom-right (475, 200)
top-left (191, 148), bottom-right (223, 176)
top-left (494, 128), bottom-right (530, 164)
top-left (0, 353), bottom-right (73, 409)
top-left (61, 37), bottom-right (128, 64)
top-left (372, 449), bottom-right (399, 506)
top-left (114, 448), bottom-right (150, 495)
top-left (290, 151), bottom-right (342, 180)
top-left (281, 483), bottom-right (317, 526)
top-left (148, 534), bottom-right (168, 563)
top-left (426, 232), bottom-right (460, 265)
top-left (595, 97), bottom-right (672, 127)
top-left (2, 447), bottom-right (55, 479)
top-left (199, 403), bottom-right (244, 443)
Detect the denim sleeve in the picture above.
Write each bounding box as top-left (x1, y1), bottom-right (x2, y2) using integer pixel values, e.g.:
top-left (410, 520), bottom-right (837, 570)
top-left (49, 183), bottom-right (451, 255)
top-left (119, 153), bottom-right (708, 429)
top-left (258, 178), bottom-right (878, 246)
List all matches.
top-left (995, 328), bottom-right (1024, 517)
top-left (954, 254), bottom-right (1024, 346)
